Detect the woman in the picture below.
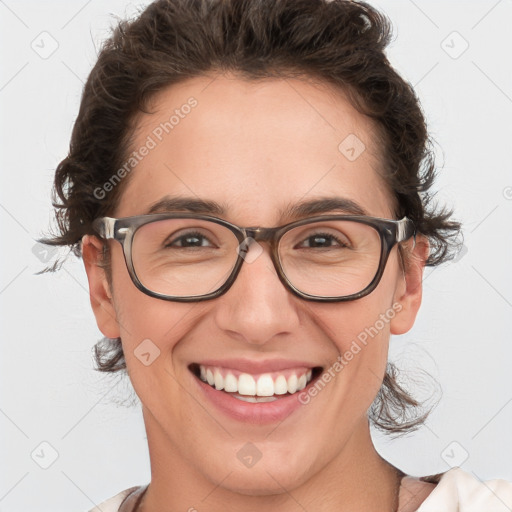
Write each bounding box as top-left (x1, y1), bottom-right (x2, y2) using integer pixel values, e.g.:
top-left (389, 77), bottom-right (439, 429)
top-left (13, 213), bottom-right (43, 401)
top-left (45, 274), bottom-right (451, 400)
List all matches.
top-left (41, 0), bottom-right (512, 510)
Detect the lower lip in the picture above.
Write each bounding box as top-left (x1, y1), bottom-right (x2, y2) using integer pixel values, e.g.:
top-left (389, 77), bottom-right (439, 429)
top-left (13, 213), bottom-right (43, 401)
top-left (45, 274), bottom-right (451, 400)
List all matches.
top-left (193, 373), bottom-right (313, 424)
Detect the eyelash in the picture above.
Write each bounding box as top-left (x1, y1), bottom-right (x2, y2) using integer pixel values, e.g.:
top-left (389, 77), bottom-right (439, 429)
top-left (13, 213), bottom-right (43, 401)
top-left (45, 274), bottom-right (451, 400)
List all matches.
top-left (296, 232), bottom-right (348, 249)
top-left (166, 231), bottom-right (214, 248)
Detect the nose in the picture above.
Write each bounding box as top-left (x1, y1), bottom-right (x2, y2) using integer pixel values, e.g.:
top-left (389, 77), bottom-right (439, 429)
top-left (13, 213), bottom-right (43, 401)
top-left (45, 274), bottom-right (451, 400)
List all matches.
top-left (213, 240), bottom-right (301, 345)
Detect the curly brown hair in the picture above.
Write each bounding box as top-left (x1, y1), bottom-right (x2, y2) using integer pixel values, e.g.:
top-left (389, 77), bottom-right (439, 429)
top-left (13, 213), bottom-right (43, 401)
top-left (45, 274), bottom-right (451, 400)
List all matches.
top-left (40, 0), bottom-right (461, 435)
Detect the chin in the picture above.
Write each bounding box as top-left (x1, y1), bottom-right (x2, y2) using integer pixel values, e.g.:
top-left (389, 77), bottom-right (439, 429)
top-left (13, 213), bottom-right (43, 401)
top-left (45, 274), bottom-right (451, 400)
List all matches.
top-left (201, 450), bottom-right (314, 498)
top-left (220, 468), bottom-right (304, 497)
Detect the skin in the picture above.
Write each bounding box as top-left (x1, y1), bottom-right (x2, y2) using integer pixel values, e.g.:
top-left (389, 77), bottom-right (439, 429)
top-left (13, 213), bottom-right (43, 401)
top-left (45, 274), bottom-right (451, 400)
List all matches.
top-left (82, 73), bottom-right (433, 511)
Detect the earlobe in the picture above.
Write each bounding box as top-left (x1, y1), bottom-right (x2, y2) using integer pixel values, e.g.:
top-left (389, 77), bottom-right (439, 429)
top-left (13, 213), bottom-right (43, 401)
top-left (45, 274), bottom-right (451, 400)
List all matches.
top-left (81, 235), bottom-right (120, 339)
top-left (390, 235), bottom-right (430, 335)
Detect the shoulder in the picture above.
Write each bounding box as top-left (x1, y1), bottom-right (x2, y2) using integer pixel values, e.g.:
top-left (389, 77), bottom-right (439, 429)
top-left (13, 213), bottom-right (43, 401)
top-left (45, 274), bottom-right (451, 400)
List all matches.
top-left (87, 485), bottom-right (147, 512)
top-left (411, 467), bottom-right (512, 512)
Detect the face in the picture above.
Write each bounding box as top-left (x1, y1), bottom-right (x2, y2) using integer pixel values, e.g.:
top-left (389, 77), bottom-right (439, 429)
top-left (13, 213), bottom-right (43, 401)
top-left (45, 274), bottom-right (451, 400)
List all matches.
top-left (83, 73), bottom-right (427, 495)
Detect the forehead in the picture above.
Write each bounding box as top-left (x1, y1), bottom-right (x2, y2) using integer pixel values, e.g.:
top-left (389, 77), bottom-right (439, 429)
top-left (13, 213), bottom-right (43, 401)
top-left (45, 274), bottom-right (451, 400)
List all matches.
top-left (117, 73), bottom-right (394, 223)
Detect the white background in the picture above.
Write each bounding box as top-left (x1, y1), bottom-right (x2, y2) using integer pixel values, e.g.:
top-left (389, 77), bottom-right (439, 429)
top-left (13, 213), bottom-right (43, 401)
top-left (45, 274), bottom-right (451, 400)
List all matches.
top-left (1, 1), bottom-right (511, 510)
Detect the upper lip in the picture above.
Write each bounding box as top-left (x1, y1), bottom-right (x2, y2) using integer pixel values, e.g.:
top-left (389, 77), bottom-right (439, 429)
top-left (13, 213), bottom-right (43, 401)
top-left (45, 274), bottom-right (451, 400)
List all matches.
top-left (193, 358), bottom-right (320, 374)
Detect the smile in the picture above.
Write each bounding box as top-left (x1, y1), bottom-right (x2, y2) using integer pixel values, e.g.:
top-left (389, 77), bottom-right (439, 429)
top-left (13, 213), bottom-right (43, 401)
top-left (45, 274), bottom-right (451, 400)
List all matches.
top-left (198, 364), bottom-right (316, 401)
top-left (189, 362), bottom-right (323, 417)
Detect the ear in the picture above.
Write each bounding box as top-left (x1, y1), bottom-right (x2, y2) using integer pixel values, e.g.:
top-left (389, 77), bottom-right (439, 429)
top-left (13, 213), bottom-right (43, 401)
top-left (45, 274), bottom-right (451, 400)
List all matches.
top-left (390, 235), bottom-right (429, 335)
top-left (81, 235), bottom-right (121, 339)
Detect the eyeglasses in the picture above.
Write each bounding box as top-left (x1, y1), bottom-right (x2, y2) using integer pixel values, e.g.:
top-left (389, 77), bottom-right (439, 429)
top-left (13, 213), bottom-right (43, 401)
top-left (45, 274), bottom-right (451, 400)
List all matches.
top-left (92, 213), bottom-right (415, 303)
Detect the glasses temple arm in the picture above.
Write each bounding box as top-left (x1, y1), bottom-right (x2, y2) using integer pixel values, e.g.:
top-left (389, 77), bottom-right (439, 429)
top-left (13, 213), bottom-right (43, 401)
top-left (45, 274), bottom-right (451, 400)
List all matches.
top-left (91, 217), bottom-right (116, 240)
top-left (396, 217), bottom-right (417, 248)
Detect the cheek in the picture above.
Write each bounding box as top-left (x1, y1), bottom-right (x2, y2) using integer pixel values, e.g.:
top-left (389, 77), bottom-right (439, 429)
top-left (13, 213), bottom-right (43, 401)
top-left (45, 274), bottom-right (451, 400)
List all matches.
top-left (109, 243), bottom-right (189, 340)
top-left (320, 255), bottom-right (400, 352)
top-left (320, 299), bottom-right (392, 388)
top-left (310, 255), bottom-right (402, 405)
top-left (108, 244), bottom-right (201, 385)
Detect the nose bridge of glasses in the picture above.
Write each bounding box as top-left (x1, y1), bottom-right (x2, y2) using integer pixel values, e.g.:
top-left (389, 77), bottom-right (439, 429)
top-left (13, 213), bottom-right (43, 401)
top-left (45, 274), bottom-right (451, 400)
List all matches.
top-left (235, 227), bottom-right (285, 293)
top-left (241, 227), bottom-right (280, 255)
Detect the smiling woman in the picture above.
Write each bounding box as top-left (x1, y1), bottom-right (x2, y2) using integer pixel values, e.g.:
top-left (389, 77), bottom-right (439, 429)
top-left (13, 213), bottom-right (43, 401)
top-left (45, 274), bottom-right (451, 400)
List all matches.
top-left (37, 0), bottom-right (512, 511)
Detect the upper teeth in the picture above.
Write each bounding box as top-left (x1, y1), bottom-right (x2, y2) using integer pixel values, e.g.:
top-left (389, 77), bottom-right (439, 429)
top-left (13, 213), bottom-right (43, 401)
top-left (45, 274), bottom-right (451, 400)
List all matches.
top-left (199, 365), bottom-right (313, 396)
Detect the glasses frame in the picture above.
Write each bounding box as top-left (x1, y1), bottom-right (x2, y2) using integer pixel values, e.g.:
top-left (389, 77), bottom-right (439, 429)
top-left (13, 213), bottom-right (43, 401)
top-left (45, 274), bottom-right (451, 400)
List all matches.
top-left (92, 213), bottom-right (416, 303)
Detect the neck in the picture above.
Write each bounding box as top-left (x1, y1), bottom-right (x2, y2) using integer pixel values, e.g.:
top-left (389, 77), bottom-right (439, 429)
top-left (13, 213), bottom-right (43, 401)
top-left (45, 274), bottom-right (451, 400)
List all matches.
top-left (138, 408), bottom-right (402, 512)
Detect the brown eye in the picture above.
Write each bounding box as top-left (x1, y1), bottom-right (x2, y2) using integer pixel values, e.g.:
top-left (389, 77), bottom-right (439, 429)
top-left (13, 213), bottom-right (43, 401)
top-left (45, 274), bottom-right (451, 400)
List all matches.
top-left (297, 232), bottom-right (349, 249)
top-left (165, 231), bottom-right (215, 248)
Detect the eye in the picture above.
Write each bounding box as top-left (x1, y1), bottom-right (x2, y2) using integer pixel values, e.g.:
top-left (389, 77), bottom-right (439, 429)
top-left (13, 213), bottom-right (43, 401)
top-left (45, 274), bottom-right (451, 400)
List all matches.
top-left (165, 230), bottom-right (216, 248)
top-left (297, 232), bottom-right (349, 249)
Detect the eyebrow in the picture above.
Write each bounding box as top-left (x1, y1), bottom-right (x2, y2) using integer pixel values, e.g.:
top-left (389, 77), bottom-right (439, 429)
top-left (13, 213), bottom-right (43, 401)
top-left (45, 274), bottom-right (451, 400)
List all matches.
top-left (147, 196), bottom-right (225, 215)
top-left (145, 195), bottom-right (368, 220)
top-left (280, 196), bottom-right (367, 218)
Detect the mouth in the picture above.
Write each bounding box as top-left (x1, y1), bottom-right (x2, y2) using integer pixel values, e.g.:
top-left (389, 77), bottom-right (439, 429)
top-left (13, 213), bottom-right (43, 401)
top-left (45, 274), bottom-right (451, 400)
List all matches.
top-left (189, 363), bottom-right (323, 403)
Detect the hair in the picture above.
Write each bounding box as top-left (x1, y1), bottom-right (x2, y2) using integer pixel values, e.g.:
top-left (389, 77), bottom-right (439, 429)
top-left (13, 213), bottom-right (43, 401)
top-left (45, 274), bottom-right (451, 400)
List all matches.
top-left (40, 0), bottom-right (462, 435)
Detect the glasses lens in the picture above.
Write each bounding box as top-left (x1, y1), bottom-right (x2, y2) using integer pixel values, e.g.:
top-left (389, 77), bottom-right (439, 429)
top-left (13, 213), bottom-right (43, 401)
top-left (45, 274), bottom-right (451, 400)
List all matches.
top-left (279, 220), bottom-right (382, 298)
top-left (132, 218), bottom-right (239, 298)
